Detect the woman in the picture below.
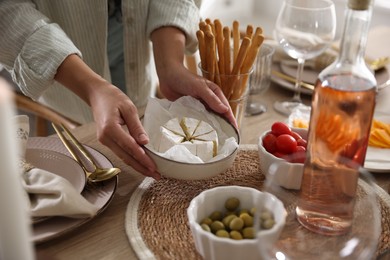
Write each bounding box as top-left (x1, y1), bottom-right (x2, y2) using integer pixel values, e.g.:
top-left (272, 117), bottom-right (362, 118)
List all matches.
top-left (0, 0), bottom-right (235, 180)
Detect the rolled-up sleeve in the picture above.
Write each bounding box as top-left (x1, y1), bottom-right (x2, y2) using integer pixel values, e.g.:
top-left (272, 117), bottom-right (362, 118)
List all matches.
top-left (146, 0), bottom-right (200, 54)
top-left (0, 0), bottom-right (81, 100)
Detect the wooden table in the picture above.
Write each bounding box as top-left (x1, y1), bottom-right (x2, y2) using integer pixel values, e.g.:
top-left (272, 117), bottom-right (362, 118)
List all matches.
top-left (34, 80), bottom-right (390, 259)
top-left (35, 26), bottom-right (390, 259)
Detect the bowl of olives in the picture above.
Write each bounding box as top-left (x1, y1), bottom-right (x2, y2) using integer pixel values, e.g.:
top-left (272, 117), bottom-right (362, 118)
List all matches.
top-left (187, 186), bottom-right (286, 260)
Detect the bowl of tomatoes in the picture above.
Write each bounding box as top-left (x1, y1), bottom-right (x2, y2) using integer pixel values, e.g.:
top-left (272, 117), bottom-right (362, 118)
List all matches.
top-left (258, 122), bottom-right (308, 190)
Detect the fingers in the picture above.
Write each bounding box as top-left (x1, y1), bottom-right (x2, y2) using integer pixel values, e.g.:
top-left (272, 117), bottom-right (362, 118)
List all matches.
top-left (103, 135), bottom-right (161, 180)
top-left (98, 123), bottom-right (161, 180)
top-left (122, 111), bottom-right (149, 146)
top-left (202, 79), bottom-right (238, 129)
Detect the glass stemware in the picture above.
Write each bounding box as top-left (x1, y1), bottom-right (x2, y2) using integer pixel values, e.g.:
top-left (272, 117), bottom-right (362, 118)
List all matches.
top-left (273, 0), bottom-right (336, 116)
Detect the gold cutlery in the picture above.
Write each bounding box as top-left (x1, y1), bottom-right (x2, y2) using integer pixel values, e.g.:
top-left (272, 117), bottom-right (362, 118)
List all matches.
top-left (52, 123), bottom-right (121, 183)
top-left (281, 56), bottom-right (389, 72)
top-left (272, 70), bottom-right (315, 91)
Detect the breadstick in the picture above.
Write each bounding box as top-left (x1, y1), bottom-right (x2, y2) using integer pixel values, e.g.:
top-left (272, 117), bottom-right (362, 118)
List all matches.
top-left (241, 33), bottom-right (265, 74)
top-left (246, 25), bottom-right (254, 39)
top-left (231, 33), bottom-right (265, 100)
top-left (199, 21), bottom-right (207, 31)
top-left (214, 19), bottom-right (225, 75)
top-left (255, 26), bottom-right (263, 36)
top-left (222, 26), bottom-right (232, 97)
top-left (196, 30), bottom-right (206, 71)
top-left (205, 18), bottom-right (216, 36)
top-left (214, 19), bottom-right (225, 90)
top-left (223, 26), bottom-right (231, 75)
top-left (205, 31), bottom-right (216, 82)
top-left (227, 37), bottom-right (251, 99)
top-left (233, 20), bottom-right (240, 64)
top-left (231, 37), bottom-right (251, 76)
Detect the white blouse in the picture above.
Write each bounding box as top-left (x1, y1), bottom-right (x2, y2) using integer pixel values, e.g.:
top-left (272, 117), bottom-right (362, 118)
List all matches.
top-left (0, 0), bottom-right (201, 123)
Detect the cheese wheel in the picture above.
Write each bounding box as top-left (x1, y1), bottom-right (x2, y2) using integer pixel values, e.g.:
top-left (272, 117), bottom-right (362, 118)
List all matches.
top-left (158, 117), bottom-right (219, 161)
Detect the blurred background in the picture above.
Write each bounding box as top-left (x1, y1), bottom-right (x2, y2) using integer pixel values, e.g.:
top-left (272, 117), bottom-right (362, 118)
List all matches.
top-left (200, 0), bottom-right (390, 39)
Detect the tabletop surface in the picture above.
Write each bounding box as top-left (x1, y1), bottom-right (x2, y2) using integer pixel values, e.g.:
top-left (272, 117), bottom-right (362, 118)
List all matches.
top-left (35, 26), bottom-right (390, 259)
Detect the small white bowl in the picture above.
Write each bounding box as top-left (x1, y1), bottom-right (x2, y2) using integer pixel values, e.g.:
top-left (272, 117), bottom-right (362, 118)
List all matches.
top-left (144, 115), bottom-right (240, 180)
top-left (258, 128), bottom-right (307, 190)
top-left (187, 186), bottom-right (286, 260)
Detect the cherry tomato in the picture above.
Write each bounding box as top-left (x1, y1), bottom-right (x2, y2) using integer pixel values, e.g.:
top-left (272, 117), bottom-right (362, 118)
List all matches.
top-left (295, 145), bottom-right (306, 153)
top-left (273, 151), bottom-right (287, 159)
top-left (297, 138), bottom-right (307, 148)
top-left (276, 134), bottom-right (297, 154)
top-left (285, 146), bottom-right (305, 163)
top-left (262, 133), bottom-right (277, 153)
top-left (271, 122), bottom-right (292, 136)
top-left (290, 131), bottom-right (302, 141)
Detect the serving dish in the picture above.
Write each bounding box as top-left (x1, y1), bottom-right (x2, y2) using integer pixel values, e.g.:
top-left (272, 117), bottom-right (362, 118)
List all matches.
top-left (187, 185), bottom-right (286, 260)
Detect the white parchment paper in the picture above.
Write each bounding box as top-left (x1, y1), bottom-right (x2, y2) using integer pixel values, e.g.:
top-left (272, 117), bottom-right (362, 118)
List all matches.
top-left (143, 96), bottom-right (238, 163)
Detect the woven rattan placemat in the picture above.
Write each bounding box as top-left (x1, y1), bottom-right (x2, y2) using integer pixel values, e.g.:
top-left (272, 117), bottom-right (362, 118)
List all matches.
top-left (125, 146), bottom-right (390, 259)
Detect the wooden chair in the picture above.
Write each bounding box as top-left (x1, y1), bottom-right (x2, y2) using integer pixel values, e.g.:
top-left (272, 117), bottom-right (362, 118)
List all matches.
top-left (14, 92), bottom-right (80, 136)
top-left (0, 69), bottom-right (79, 136)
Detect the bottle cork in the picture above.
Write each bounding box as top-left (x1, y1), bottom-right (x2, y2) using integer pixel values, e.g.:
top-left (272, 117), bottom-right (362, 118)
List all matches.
top-left (348, 0), bottom-right (371, 10)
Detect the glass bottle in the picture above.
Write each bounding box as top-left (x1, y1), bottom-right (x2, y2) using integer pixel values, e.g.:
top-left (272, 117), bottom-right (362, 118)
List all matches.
top-left (296, 0), bottom-right (377, 236)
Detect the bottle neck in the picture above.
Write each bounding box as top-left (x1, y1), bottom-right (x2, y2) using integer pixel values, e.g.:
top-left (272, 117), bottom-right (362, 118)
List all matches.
top-left (338, 4), bottom-right (373, 67)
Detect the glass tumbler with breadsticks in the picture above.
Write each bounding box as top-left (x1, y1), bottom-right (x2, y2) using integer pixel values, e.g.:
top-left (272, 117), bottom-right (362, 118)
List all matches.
top-left (197, 19), bottom-right (265, 128)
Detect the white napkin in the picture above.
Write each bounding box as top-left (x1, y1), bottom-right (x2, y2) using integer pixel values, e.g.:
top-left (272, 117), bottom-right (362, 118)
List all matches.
top-left (15, 115), bottom-right (99, 219)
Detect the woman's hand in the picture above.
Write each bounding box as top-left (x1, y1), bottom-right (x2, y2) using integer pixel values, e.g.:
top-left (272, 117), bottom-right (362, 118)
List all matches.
top-left (55, 54), bottom-right (160, 180)
top-left (151, 27), bottom-right (238, 129)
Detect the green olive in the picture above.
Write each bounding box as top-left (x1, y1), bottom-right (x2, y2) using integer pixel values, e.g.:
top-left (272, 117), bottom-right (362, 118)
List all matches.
top-left (260, 210), bottom-right (273, 221)
top-left (222, 215), bottom-right (237, 228)
top-left (242, 227), bottom-right (255, 239)
top-left (262, 218), bottom-right (275, 230)
top-left (249, 207), bottom-right (257, 217)
top-left (216, 229), bottom-right (230, 238)
top-left (201, 223), bottom-right (211, 232)
top-left (224, 211), bottom-right (236, 217)
top-left (210, 221), bottom-right (225, 233)
top-left (229, 217), bottom-right (244, 231)
top-left (240, 213), bottom-right (254, 227)
top-left (239, 208), bottom-right (249, 215)
top-left (200, 217), bottom-right (212, 226)
top-left (225, 197), bottom-right (240, 211)
top-left (230, 230), bottom-right (243, 240)
top-left (209, 211), bottom-right (223, 221)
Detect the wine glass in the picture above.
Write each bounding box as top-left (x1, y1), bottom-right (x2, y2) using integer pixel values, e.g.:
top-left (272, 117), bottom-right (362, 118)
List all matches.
top-left (273, 0), bottom-right (336, 116)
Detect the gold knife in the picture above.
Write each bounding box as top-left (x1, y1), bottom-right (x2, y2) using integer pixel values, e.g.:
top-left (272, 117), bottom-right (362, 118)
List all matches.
top-left (272, 70), bottom-right (315, 91)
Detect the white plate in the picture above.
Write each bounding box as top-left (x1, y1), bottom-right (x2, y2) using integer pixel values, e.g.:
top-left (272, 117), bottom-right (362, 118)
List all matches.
top-left (365, 112), bottom-right (390, 173)
top-left (27, 137), bottom-right (118, 244)
top-left (271, 61), bottom-right (389, 95)
top-left (271, 62), bottom-right (314, 95)
top-left (25, 149), bottom-right (86, 194)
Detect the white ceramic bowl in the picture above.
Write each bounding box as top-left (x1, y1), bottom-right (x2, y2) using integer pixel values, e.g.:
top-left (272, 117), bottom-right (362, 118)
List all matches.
top-left (187, 186), bottom-right (286, 260)
top-left (144, 115), bottom-right (240, 180)
top-left (258, 128), bottom-right (308, 190)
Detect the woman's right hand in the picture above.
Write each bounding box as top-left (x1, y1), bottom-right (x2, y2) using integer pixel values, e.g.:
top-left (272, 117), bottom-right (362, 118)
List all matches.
top-left (55, 54), bottom-right (160, 180)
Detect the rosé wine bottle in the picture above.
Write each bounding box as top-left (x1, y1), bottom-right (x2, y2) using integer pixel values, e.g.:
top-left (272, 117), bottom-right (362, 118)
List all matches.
top-left (296, 0), bottom-right (377, 236)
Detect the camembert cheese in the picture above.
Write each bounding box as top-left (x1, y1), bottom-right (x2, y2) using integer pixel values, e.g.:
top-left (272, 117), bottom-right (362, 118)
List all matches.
top-left (158, 117), bottom-right (218, 161)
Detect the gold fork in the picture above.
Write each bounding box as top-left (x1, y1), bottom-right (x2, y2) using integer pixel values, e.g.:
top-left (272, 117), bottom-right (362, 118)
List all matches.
top-left (52, 123), bottom-right (121, 183)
